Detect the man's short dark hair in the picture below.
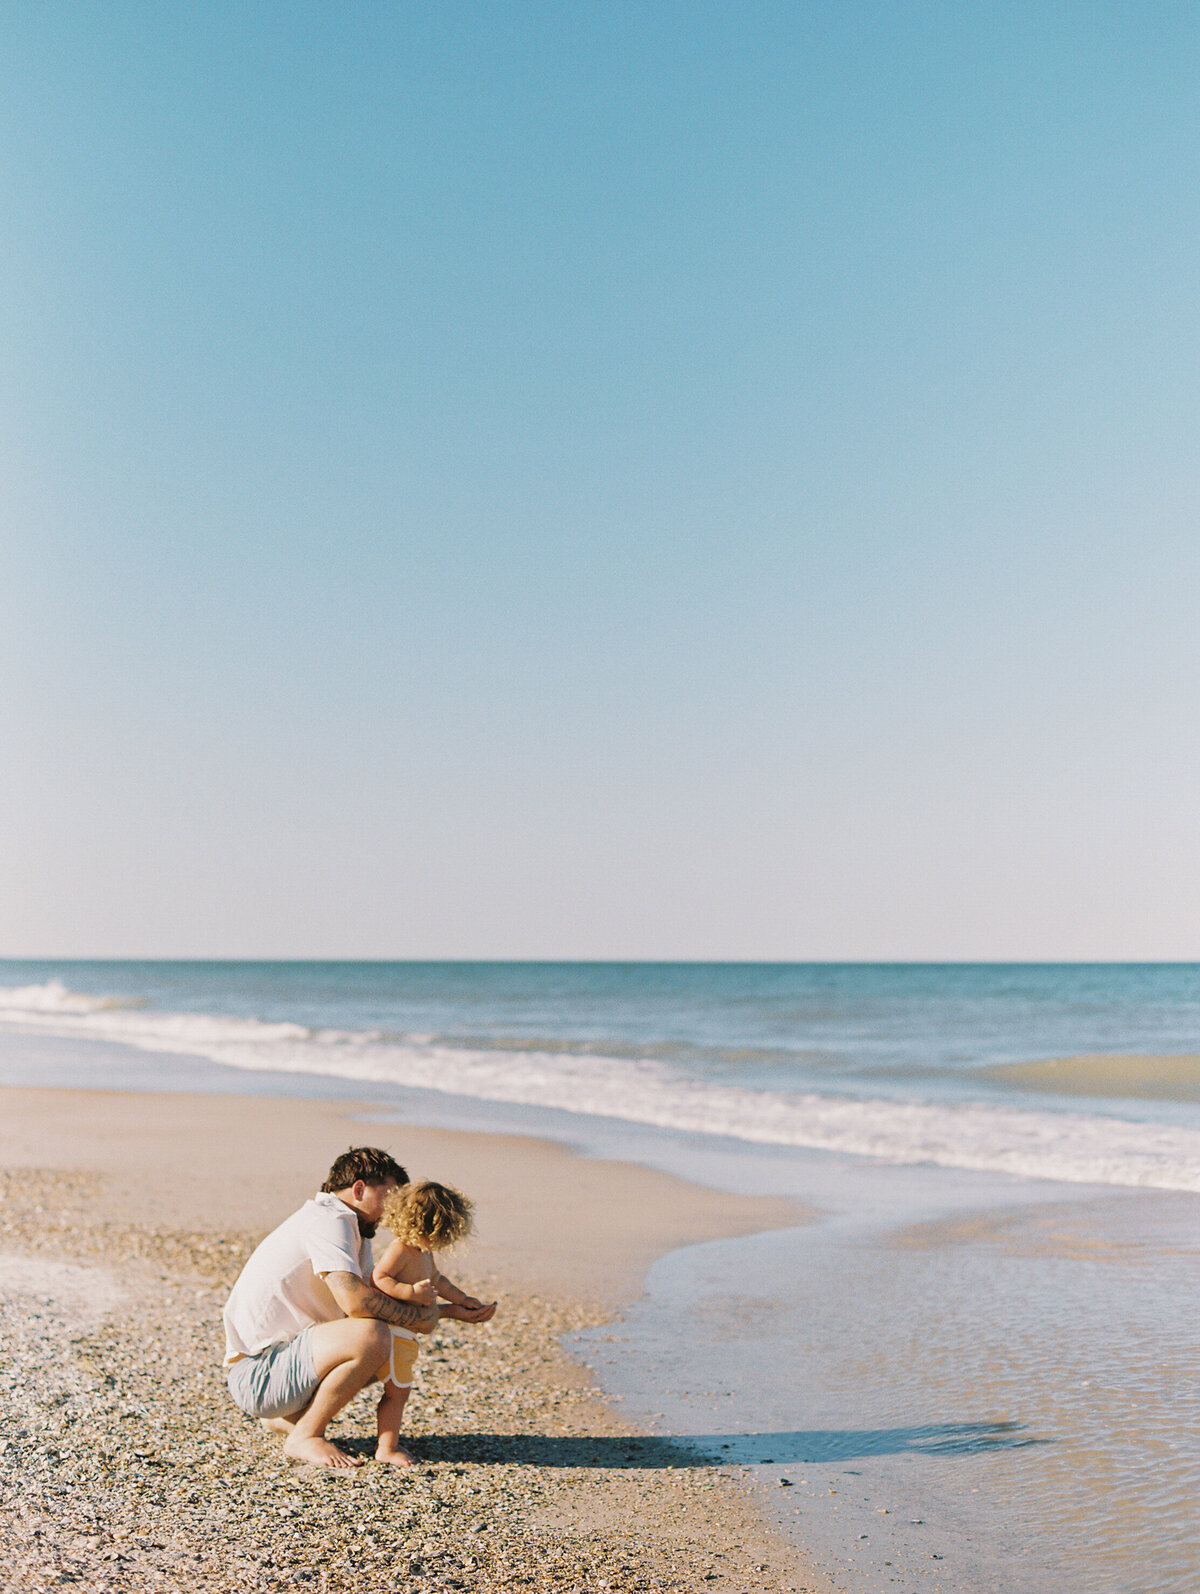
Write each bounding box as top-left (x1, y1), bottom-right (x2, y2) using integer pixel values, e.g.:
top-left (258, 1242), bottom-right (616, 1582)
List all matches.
top-left (321, 1146), bottom-right (408, 1193)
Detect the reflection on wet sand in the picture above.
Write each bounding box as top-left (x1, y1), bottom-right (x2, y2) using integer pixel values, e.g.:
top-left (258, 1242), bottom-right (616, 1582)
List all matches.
top-left (888, 1191), bottom-right (1200, 1261)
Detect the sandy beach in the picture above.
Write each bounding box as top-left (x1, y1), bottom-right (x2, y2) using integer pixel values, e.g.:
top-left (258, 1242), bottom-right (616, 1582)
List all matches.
top-left (0, 1085), bottom-right (830, 1594)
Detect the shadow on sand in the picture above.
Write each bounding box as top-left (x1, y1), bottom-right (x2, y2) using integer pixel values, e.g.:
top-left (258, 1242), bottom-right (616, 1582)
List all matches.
top-left (391, 1421), bottom-right (1049, 1468)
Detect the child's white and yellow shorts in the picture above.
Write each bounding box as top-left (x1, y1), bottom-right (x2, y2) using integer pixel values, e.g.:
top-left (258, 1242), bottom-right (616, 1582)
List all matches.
top-left (384, 1327), bottom-right (419, 1389)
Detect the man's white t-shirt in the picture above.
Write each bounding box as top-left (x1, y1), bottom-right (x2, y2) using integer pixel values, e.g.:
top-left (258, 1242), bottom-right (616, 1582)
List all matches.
top-left (222, 1192), bottom-right (374, 1365)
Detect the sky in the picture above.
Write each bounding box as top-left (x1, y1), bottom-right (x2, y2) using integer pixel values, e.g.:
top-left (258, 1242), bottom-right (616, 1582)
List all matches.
top-left (2, 1), bottom-right (1199, 960)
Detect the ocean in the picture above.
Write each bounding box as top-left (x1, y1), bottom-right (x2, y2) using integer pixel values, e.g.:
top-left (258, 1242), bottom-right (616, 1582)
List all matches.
top-left (1, 960), bottom-right (1198, 1593)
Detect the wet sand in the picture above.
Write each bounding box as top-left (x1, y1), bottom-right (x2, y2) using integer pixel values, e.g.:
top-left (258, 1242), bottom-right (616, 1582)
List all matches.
top-left (980, 1051), bottom-right (1200, 1100)
top-left (0, 1085), bottom-right (832, 1593)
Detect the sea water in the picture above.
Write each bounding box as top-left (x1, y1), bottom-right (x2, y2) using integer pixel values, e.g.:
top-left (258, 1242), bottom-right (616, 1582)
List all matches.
top-left (1, 961), bottom-right (1198, 1592)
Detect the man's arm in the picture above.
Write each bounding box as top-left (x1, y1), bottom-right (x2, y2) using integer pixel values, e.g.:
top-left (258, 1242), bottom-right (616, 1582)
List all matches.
top-left (323, 1270), bottom-right (439, 1334)
top-left (440, 1298), bottom-right (498, 1323)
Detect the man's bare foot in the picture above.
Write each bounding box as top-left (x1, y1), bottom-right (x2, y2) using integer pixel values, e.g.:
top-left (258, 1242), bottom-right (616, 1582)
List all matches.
top-left (283, 1434), bottom-right (362, 1470)
top-left (375, 1442), bottom-right (415, 1466)
top-left (261, 1416), bottom-right (297, 1436)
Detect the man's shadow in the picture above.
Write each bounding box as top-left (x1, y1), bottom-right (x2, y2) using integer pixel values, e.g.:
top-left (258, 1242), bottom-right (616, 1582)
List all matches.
top-left (381, 1421), bottom-right (1049, 1468)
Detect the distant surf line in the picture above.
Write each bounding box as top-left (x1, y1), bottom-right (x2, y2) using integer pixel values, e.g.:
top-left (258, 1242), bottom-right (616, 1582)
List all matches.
top-left (3, 980), bottom-right (1200, 1193)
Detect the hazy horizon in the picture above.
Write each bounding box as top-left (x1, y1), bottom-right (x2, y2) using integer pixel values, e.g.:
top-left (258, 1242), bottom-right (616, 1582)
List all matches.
top-left (6, 957), bottom-right (1200, 969)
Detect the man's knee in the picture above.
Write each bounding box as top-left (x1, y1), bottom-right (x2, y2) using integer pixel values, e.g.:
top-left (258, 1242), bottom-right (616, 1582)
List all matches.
top-left (309, 1316), bottom-right (394, 1382)
top-left (349, 1318), bottom-right (392, 1367)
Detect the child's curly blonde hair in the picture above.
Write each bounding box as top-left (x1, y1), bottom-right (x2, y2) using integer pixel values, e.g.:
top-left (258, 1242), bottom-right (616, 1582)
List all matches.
top-left (381, 1180), bottom-right (475, 1250)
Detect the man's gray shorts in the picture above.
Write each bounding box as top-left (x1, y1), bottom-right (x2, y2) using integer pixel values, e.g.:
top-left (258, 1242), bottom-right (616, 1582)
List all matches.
top-left (226, 1328), bottom-right (319, 1420)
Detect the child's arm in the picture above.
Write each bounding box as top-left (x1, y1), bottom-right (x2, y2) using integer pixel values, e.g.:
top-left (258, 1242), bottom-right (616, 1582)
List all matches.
top-left (372, 1241), bottom-right (436, 1305)
top-left (431, 1261), bottom-right (497, 1323)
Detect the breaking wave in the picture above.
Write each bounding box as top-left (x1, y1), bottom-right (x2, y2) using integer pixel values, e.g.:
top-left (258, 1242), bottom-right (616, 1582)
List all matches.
top-left (3, 980), bottom-right (1200, 1193)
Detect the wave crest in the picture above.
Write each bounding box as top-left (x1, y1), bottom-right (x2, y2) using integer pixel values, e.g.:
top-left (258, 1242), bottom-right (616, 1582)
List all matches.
top-left (3, 981), bottom-right (1200, 1193)
top-left (0, 979), bottom-right (142, 1015)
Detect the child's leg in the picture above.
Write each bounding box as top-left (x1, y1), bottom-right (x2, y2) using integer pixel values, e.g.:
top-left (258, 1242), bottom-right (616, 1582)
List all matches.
top-left (376, 1379), bottom-right (413, 1464)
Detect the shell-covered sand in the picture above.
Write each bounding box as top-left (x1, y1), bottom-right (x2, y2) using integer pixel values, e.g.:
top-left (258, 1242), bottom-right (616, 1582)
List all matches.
top-left (0, 1158), bottom-right (829, 1594)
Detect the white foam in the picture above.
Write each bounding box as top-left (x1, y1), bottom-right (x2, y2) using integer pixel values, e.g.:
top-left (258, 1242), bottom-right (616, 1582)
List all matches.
top-left (4, 981), bottom-right (1200, 1193)
top-left (0, 978), bottom-right (131, 1015)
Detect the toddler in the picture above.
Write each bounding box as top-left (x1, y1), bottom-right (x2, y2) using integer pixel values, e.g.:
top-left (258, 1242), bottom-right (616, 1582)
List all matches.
top-left (372, 1180), bottom-right (497, 1464)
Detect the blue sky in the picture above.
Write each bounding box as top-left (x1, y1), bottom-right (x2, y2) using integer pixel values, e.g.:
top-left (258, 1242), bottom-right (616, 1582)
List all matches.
top-left (3, 2), bottom-right (1199, 958)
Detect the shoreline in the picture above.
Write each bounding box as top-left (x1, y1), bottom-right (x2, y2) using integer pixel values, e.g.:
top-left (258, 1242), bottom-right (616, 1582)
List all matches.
top-left (0, 1084), bottom-right (831, 1594)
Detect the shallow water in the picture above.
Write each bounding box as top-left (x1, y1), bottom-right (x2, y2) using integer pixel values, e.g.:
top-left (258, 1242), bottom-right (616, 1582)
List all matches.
top-left (572, 1169), bottom-right (1200, 1594)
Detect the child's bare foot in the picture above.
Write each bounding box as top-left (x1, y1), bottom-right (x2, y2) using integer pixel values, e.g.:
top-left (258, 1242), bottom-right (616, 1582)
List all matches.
top-left (375, 1441), bottom-right (416, 1466)
top-left (283, 1434), bottom-right (362, 1469)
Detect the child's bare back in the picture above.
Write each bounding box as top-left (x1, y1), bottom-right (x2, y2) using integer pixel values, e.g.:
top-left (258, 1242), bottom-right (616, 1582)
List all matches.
top-left (373, 1238), bottom-right (438, 1305)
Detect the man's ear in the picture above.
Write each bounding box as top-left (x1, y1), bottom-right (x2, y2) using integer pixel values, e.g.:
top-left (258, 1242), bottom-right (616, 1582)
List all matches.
top-left (351, 1179), bottom-right (367, 1203)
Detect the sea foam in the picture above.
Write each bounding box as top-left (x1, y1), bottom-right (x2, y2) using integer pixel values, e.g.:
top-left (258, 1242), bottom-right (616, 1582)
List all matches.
top-left (3, 980), bottom-right (1200, 1193)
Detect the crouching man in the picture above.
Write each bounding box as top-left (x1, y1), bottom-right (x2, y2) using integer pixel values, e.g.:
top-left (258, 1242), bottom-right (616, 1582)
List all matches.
top-left (222, 1146), bottom-right (434, 1469)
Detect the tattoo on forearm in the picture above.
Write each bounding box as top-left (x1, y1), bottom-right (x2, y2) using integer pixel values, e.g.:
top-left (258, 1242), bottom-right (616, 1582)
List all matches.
top-left (360, 1286), bottom-right (427, 1328)
top-left (325, 1271), bottom-right (432, 1329)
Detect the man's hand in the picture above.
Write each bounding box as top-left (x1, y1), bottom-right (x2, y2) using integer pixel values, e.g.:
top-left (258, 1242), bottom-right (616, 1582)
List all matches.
top-left (324, 1272), bottom-right (440, 1334)
top-left (440, 1298), bottom-right (497, 1324)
